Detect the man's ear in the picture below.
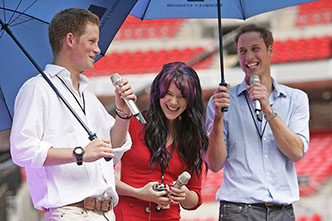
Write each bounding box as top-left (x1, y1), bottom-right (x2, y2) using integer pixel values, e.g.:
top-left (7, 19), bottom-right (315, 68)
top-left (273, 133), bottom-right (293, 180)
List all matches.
top-left (65, 33), bottom-right (75, 48)
top-left (268, 45), bottom-right (273, 57)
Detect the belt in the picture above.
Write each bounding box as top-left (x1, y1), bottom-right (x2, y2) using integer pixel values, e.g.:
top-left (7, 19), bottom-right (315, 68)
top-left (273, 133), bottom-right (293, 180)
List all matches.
top-left (252, 203), bottom-right (291, 209)
top-left (221, 201), bottom-right (291, 209)
top-left (69, 197), bottom-right (113, 212)
top-left (43, 197), bottom-right (113, 213)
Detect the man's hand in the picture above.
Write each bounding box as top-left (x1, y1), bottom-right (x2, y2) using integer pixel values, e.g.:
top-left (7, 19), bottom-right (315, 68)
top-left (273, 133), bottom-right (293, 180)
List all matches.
top-left (212, 84), bottom-right (231, 119)
top-left (114, 78), bottom-right (137, 113)
top-left (83, 138), bottom-right (114, 162)
top-left (246, 82), bottom-right (270, 114)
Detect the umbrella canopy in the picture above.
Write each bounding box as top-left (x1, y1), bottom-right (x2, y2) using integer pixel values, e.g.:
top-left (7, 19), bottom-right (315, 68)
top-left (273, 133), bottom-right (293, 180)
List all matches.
top-left (130, 0), bottom-right (317, 112)
top-left (0, 0), bottom-right (138, 131)
top-left (131, 0), bottom-right (317, 19)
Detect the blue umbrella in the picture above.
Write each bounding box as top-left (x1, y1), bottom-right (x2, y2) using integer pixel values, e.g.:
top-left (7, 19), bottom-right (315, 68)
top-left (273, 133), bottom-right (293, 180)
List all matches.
top-left (131, 0), bottom-right (318, 112)
top-left (0, 0), bottom-right (138, 132)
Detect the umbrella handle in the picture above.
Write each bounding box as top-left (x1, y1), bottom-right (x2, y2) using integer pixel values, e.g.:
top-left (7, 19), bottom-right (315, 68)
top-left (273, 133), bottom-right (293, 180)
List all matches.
top-left (88, 133), bottom-right (112, 162)
top-left (219, 82), bottom-right (228, 112)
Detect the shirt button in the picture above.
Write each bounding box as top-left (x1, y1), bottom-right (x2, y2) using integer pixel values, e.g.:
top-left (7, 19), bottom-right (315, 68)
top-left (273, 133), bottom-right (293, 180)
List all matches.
top-left (263, 138), bottom-right (267, 141)
top-left (267, 172), bottom-right (270, 175)
top-left (145, 206), bottom-right (151, 213)
top-left (264, 155), bottom-right (268, 158)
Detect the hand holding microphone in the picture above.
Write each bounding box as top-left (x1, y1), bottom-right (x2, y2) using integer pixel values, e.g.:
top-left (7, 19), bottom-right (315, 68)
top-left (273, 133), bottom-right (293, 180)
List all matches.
top-left (155, 171), bottom-right (191, 211)
top-left (249, 75), bottom-right (263, 122)
top-left (110, 73), bottom-right (146, 125)
top-left (173, 171), bottom-right (191, 188)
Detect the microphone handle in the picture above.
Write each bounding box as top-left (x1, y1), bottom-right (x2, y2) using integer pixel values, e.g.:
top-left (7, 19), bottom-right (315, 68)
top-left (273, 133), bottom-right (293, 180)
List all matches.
top-left (173, 181), bottom-right (183, 189)
top-left (254, 100), bottom-right (261, 112)
top-left (124, 99), bottom-right (140, 116)
top-left (124, 99), bottom-right (147, 124)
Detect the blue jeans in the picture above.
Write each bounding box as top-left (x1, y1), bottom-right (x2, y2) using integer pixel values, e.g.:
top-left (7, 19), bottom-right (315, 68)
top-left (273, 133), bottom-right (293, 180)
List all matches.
top-left (219, 201), bottom-right (295, 221)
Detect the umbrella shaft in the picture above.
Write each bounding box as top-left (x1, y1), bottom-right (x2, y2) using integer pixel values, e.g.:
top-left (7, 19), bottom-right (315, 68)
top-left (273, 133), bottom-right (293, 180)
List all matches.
top-left (0, 18), bottom-right (96, 139)
top-left (217, 0), bottom-right (225, 83)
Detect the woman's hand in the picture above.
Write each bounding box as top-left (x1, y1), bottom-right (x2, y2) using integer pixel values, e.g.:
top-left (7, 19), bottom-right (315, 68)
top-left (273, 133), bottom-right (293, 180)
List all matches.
top-left (136, 182), bottom-right (171, 208)
top-left (167, 181), bottom-right (188, 204)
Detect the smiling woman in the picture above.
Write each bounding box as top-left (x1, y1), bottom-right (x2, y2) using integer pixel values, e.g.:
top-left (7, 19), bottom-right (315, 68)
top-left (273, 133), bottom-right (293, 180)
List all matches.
top-left (114, 61), bottom-right (209, 221)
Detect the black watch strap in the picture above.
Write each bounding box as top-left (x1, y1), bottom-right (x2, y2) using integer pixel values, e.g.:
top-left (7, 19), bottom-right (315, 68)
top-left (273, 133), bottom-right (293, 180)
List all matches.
top-left (73, 146), bottom-right (85, 166)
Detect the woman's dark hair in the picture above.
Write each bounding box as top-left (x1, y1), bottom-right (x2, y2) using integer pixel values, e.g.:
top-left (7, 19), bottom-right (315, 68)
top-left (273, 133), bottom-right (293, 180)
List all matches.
top-left (143, 61), bottom-right (209, 176)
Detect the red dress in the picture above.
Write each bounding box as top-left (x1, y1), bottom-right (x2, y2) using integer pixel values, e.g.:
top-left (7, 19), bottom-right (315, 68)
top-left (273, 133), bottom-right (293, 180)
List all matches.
top-left (114, 118), bottom-right (203, 221)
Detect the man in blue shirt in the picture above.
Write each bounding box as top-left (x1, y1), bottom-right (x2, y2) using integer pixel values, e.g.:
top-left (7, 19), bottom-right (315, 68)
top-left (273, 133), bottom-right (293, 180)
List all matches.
top-left (205, 24), bottom-right (310, 221)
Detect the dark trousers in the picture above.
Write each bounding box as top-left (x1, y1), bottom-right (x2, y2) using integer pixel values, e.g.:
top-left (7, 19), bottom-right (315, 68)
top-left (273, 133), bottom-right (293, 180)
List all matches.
top-left (219, 201), bottom-right (295, 221)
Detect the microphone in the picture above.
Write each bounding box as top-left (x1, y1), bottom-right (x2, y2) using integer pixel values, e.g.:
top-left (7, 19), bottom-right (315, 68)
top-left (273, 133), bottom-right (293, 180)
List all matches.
top-left (156, 171), bottom-right (191, 211)
top-left (110, 73), bottom-right (146, 125)
top-left (249, 75), bottom-right (263, 122)
top-left (173, 171), bottom-right (191, 188)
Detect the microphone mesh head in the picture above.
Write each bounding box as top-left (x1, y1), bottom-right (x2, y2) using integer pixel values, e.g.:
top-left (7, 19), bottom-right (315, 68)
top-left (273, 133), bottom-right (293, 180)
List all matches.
top-left (178, 171), bottom-right (191, 185)
top-left (250, 75), bottom-right (260, 84)
top-left (110, 73), bottom-right (122, 86)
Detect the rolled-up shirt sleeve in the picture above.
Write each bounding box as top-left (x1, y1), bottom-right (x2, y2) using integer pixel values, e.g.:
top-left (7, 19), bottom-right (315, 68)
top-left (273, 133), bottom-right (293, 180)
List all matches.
top-left (289, 89), bottom-right (310, 155)
top-left (10, 80), bottom-right (52, 168)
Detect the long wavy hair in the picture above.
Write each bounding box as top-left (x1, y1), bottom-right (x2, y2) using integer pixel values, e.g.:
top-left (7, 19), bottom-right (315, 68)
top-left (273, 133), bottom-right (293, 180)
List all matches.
top-left (143, 62), bottom-right (209, 176)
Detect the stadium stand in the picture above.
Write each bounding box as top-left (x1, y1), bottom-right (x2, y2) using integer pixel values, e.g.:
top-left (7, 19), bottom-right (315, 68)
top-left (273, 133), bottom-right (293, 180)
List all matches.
top-left (115, 15), bottom-right (185, 40)
top-left (271, 36), bottom-right (332, 64)
top-left (84, 35), bottom-right (331, 78)
top-left (296, 214), bottom-right (322, 221)
top-left (295, 131), bottom-right (332, 197)
top-left (84, 47), bottom-right (214, 77)
top-left (296, 0), bottom-right (332, 26)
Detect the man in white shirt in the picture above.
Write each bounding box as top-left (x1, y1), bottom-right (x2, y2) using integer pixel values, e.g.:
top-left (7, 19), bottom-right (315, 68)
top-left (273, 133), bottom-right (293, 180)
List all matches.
top-left (10, 8), bottom-right (135, 221)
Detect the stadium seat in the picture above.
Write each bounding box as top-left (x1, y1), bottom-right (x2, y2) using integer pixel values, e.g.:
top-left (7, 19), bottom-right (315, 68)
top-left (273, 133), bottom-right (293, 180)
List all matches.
top-left (271, 36), bottom-right (332, 64)
top-left (115, 15), bottom-right (185, 40)
top-left (296, 0), bottom-right (332, 26)
top-left (84, 46), bottom-right (214, 77)
top-left (295, 131), bottom-right (332, 196)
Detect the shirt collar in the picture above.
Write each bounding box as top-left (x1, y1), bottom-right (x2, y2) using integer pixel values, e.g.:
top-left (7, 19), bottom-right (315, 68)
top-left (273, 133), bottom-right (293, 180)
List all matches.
top-left (44, 64), bottom-right (89, 94)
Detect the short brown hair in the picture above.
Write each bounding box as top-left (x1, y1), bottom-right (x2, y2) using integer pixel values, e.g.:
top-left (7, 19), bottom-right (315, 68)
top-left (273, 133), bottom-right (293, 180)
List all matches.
top-left (233, 24), bottom-right (274, 50)
top-left (48, 8), bottom-right (100, 56)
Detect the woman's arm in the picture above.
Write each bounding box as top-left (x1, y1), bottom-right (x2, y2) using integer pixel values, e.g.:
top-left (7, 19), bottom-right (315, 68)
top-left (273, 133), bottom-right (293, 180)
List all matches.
top-left (115, 178), bottom-right (171, 207)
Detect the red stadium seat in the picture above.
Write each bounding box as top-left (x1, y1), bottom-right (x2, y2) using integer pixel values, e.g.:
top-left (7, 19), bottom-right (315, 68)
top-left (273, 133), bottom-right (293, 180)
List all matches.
top-left (296, 0), bottom-right (332, 26)
top-left (295, 131), bottom-right (332, 196)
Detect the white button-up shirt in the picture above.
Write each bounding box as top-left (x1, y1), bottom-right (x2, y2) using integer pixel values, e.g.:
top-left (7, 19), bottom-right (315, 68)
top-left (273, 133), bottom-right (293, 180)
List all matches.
top-left (10, 64), bottom-right (131, 210)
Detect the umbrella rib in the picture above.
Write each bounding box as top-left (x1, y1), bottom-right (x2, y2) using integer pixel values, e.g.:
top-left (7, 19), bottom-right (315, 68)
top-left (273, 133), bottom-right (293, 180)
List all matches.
top-left (1, 0), bottom-right (6, 23)
top-left (7, 0), bottom-right (23, 25)
top-left (239, 0), bottom-right (246, 19)
top-left (0, 86), bottom-right (12, 121)
top-left (8, 0), bottom-right (39, 26)
top-left (0, 7), bottom-right (48, 26)
top-left (10, 17), bottom-right (36, 28)
top-left (141, 0), bottom-right (153, 20)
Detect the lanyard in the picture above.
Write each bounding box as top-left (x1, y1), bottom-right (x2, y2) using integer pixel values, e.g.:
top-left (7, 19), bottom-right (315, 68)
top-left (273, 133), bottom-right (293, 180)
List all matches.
top-left (244, 92), bottom-right (267, 141)
top-left (159, 141), bottom-right (176, 183)
top-left (56, 75), bottom-right (86, 115)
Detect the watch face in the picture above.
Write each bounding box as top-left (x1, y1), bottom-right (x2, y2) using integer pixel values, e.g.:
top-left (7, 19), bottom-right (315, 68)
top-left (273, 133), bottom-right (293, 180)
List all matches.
top-left (75, 148), bottom-right (83, 155)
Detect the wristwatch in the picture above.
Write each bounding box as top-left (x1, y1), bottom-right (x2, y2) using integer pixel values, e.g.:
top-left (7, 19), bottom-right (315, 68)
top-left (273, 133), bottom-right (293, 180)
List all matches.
top-left (265, 108), bottom-right (277, 122)
top-left (73, 146), bottom-right (85, 166)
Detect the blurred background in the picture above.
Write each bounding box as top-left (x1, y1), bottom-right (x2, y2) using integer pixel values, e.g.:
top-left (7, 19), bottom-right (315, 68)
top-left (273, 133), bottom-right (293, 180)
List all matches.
top-left (1, 0), bottom-right (332, 220)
